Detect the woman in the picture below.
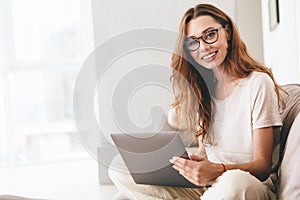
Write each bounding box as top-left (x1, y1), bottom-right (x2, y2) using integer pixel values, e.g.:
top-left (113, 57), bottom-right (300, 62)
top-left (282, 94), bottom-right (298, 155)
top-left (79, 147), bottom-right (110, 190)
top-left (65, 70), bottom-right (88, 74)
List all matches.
top-left (109, 3), bottom-right (284, 199)
top-left (168, 2), bottom-right (285, 199)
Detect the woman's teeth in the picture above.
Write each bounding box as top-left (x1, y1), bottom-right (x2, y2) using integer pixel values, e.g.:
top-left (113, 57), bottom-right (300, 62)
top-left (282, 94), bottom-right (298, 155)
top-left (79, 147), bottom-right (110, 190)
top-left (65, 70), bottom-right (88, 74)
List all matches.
top-left (202, 52), bottom-right (216, 60)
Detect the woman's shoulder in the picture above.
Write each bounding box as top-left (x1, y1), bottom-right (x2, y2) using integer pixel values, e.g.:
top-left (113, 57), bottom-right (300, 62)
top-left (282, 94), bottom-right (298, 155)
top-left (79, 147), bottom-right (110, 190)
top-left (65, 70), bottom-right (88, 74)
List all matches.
top-left (247, 71), bottom-right (271, 81)
top-left (244, 71), bottom-right (273, 86)
top-left (241, 71), bottom-right (276, 97)
top-left (238, 72), bottom-right (275, 95)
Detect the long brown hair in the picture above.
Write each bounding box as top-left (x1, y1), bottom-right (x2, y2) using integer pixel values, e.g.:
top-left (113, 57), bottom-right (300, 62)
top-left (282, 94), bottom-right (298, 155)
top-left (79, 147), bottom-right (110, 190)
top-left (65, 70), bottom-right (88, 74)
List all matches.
top-left (170, 4), bottom-right (284, 143)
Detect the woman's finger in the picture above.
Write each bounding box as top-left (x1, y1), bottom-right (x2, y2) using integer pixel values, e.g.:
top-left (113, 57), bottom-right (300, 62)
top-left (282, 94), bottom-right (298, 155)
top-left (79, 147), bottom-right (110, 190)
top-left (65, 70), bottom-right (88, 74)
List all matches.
top-left (173, 164), bottom-right (201, 186)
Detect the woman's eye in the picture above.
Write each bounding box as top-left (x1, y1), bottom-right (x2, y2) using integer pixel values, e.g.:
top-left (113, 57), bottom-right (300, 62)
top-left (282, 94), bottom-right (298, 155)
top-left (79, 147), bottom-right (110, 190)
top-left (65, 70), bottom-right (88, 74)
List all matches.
top-left (187, 40), bottom-right (198, 47)
top-left (189, 40), bottom-right (198, 46)
top-left (205, 31), bottom-right (216, 39)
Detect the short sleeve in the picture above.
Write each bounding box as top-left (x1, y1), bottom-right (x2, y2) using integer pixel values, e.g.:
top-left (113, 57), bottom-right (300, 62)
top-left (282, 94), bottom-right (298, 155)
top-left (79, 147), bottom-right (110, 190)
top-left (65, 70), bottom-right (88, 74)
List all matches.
top-left (167, 108), bottom-right (186, 130)
top-left (250, 73), bottom-right (282, 130)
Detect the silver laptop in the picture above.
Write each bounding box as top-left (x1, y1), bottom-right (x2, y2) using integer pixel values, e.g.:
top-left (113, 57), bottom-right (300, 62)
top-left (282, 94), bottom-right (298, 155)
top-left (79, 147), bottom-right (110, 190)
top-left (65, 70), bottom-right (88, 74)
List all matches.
top-left (111, 132), bottom-right (201, 188)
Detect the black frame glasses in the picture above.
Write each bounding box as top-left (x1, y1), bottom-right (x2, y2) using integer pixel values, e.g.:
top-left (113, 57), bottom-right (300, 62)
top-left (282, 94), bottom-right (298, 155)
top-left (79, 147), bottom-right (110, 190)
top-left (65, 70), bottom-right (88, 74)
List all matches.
top-left (185, 26), bottom-right (224, 51)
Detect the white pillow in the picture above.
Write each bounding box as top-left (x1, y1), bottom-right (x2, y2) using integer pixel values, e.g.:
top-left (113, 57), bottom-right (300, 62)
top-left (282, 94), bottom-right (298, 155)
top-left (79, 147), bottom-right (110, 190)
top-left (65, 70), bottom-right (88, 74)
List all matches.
top-left (279, 112), bottom-right (300, 199)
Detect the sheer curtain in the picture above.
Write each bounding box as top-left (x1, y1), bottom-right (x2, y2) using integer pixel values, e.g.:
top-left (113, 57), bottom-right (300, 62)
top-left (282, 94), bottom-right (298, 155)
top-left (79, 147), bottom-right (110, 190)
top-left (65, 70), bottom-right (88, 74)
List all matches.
top-left (0, 0), bottom-right (94, 166)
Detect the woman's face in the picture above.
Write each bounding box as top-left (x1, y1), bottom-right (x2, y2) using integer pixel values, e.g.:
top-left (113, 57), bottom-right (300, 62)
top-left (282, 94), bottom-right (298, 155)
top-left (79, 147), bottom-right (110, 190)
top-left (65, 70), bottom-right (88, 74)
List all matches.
top-left (186, 15), bottom-right (229, 70)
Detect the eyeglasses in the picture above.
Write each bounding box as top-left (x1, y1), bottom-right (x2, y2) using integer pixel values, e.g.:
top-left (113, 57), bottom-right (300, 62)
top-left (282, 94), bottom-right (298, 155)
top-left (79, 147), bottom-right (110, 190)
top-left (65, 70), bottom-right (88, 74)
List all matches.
top-left (185, 26), bottom-right (224, 51)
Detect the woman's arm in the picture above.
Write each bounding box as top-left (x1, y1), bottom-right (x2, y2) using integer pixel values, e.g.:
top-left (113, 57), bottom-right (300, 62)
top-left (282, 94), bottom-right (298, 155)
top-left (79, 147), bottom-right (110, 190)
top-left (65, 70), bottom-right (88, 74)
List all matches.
top-left (192, 136), bottom-right (207, 158)
top-left (224, 126), bottom-right (273, 181)
top-left (171, 126), bottom-right (274, 186)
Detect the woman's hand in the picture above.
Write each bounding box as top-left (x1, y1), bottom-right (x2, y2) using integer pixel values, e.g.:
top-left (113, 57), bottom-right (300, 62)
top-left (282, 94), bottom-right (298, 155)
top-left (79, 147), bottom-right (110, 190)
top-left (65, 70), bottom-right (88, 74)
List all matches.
top-left (170, 155), bottom-right (223, 186)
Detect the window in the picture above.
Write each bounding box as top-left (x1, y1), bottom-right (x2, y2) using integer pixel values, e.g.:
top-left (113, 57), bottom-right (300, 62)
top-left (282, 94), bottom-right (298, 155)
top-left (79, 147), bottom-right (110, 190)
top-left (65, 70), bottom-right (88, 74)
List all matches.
top-left (296, 0), bottom-right (300, 78)
top-left (0, 0), bottom-right (94, 166)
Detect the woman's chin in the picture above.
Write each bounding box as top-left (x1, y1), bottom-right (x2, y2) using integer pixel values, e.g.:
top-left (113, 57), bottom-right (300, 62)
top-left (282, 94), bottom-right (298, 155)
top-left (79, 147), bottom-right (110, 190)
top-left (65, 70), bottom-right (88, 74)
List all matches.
top-left (200, 62), bottom-right (218, 70)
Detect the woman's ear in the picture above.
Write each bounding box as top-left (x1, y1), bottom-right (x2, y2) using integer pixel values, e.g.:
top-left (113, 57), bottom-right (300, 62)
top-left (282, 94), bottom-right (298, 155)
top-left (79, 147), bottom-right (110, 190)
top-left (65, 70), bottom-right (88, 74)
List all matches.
top-left (224, 25), bottom-right (231, 41)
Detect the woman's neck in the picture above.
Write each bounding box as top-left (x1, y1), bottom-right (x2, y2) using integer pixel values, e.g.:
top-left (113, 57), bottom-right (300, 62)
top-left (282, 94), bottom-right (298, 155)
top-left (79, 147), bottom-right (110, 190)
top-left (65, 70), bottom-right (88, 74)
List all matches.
top-left (212, 66), bottom-right (234, 84)
top-left (212, 65), bottom-right (240, 100)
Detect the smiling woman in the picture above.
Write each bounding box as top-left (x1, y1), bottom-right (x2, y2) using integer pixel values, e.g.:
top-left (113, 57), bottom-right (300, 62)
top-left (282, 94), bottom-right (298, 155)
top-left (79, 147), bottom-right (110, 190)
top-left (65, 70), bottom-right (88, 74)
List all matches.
top-left (108, 3), bottom-right (284, 200)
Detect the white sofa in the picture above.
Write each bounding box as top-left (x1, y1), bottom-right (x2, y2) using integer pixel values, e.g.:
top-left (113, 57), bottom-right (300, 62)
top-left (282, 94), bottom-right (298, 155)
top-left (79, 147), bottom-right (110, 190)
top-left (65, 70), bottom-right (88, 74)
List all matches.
top-left (277, 84), bottom-right (300, 199)
top-left (279, 112), bottom-right (300, 199)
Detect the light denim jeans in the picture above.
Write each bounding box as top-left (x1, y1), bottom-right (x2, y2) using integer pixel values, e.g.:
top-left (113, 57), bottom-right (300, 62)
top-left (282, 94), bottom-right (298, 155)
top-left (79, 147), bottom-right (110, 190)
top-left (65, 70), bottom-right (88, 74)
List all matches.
top-left (108, 155), bottom-right (271, 200)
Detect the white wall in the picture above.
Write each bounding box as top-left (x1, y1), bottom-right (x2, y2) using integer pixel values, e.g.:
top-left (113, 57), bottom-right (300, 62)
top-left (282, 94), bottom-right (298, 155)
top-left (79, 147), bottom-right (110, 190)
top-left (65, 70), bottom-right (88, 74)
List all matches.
top-left (92, 1), bottom-right (235, 45)
top-left (261, 0), bottom-right (300, 84)
top-left (235, 0), bottom-right (264, 62)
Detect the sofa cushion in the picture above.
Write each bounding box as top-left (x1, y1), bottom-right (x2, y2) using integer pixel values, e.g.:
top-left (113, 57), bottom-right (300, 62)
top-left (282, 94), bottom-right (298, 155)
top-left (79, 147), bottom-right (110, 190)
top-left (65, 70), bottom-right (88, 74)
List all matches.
top-left (279, 112), bottom-right (300, 199)
top-left (276, 84), bottom-right (300, 199)
top-left (279, 84), bottom-right (300, 165)
top-left (263, 84), bottom-right (300, 199)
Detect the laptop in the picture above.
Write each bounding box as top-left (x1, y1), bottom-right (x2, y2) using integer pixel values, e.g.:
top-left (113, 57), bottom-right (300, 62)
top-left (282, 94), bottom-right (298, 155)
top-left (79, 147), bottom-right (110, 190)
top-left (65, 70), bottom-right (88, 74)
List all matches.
top-left (111, 132), bottom-right (201, 188)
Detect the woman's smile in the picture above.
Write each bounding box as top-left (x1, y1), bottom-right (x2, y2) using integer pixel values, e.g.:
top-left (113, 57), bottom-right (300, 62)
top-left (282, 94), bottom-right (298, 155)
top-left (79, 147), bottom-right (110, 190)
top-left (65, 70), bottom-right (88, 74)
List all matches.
top-left (201, 50), bottom-right (218, 62)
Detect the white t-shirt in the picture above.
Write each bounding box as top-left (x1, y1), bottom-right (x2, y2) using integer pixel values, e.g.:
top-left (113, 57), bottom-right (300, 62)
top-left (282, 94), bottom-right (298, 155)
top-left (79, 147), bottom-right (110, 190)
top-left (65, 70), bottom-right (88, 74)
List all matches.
top-left (205, 71), bottom-right (282, 164)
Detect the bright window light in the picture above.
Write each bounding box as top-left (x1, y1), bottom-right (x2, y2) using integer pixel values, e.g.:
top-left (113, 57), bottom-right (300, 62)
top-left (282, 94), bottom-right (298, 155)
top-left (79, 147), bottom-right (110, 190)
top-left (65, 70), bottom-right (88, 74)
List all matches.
top-left (0, 0), bottom-right (94, 166)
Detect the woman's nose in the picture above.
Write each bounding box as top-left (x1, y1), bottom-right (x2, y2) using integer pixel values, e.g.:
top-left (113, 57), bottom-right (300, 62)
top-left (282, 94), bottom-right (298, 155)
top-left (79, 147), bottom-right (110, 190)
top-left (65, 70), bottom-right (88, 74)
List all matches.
top-left (199, 39), bottom-right (211, 51)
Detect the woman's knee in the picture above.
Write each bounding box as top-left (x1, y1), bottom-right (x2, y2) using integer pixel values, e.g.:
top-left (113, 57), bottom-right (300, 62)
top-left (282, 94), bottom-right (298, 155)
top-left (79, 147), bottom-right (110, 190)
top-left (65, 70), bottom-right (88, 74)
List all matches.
top-left (218, 169), bottom-right (258, 186)
top-left (108, 155), bottom-right (130, 183)
top-left (202, 170), bottom-right (269, 200)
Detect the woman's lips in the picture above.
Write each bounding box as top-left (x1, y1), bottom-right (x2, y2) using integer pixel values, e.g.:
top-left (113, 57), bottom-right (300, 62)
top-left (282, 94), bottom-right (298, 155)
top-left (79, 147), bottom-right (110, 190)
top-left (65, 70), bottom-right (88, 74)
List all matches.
top-left (201, 51), bottom-right (218, 61)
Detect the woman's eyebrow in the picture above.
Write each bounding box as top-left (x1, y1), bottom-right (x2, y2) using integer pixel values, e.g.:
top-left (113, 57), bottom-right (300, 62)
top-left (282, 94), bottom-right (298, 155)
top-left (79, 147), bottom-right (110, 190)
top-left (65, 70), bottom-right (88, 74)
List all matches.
top-left (187, 27), bottom-right (216, 38)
